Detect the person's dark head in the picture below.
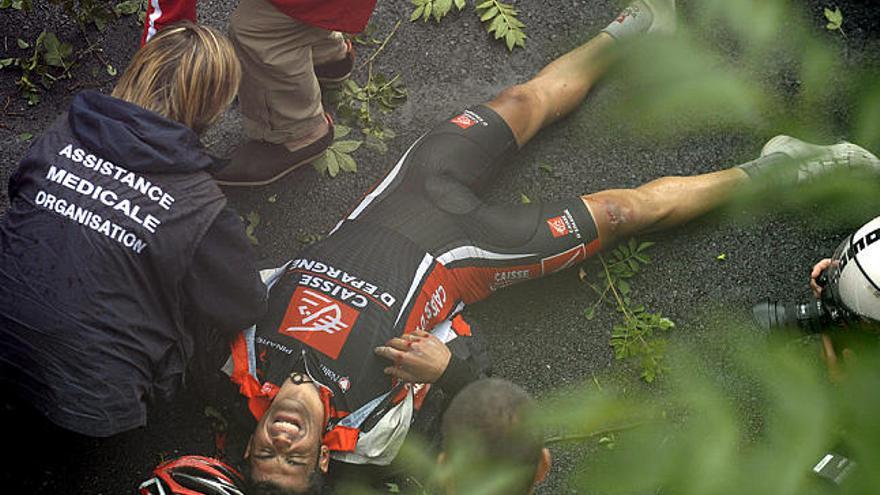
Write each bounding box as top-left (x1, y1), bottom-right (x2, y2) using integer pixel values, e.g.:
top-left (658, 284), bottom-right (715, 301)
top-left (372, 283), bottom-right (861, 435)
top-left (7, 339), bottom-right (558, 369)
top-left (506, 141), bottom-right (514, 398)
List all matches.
top-left (440, 378), bottom-right (551, 494)
top-left (244, 376), bottom-right (330, 494)
top-left (111, 21), bottom-right (240, 135)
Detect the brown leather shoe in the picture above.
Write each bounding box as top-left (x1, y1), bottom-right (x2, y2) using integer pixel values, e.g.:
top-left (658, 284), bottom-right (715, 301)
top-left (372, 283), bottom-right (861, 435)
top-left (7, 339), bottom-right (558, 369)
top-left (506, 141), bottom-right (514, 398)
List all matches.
top-left (314, 39), bottom-right (355, 87)
top-left (214, 118), bottom-right (334, 187)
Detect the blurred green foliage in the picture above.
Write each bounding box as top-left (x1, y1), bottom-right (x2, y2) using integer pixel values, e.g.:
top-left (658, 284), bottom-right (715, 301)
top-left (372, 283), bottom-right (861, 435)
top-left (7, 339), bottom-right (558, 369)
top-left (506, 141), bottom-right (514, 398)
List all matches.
top-left (338, 331), bottom-right (879, 495)
top-left (602, 0), bottom-right (878, 150)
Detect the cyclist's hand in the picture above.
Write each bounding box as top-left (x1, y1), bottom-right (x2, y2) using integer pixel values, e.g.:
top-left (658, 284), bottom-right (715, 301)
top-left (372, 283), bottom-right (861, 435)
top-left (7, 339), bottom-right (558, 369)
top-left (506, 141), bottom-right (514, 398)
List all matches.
top-left (811, 258), bottom-right (833, 299)
top-left (374, 330), bottom-right (451, 383)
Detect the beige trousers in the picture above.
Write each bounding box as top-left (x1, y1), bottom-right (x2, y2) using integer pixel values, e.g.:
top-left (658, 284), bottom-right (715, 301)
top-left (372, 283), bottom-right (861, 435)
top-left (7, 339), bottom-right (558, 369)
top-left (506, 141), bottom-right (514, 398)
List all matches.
top-left (229, 0), bottom-right (347, 147)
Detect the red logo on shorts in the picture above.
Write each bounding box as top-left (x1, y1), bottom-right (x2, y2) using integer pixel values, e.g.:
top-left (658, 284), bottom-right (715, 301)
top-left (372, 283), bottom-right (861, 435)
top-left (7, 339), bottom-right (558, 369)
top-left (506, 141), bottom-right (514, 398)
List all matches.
top-left (450, 113), bottom-right (477, 129)
top-left (278, 286), bottom-right (359, 359)
top-left (547, 216), bottom-right (569, 238)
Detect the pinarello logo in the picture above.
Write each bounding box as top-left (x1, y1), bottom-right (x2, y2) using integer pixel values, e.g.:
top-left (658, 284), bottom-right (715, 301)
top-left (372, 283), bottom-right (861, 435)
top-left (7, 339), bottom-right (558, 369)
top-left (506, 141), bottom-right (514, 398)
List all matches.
top-left (546, 216), bottom-right (569, 238)
top-left (450, 113), bottom-right (476, 129)
top-left (278, 287), bottom-right (359, 359)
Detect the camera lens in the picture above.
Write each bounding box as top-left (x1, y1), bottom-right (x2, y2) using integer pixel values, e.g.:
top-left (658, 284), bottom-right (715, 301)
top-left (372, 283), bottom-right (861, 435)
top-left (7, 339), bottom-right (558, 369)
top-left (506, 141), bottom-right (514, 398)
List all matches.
top-left (751, 299), bottom-right (829, 333)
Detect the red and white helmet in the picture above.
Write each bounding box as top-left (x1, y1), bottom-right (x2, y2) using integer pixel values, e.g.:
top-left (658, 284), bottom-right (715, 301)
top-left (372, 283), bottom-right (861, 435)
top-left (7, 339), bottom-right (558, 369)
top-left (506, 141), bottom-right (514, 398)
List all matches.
top-left (138, 455), bottom-right (244, 495)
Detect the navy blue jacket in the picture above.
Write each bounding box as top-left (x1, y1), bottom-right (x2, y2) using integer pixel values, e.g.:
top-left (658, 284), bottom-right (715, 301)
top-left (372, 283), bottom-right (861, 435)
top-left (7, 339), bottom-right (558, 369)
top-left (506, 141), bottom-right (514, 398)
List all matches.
top-left (0, 91), bottom-right (265, 436)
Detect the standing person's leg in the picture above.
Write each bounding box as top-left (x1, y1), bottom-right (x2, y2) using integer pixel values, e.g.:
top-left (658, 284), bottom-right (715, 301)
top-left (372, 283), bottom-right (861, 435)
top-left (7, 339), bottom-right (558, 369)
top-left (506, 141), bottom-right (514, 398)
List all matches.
top-left (218, 0), bottom-right (343, 186)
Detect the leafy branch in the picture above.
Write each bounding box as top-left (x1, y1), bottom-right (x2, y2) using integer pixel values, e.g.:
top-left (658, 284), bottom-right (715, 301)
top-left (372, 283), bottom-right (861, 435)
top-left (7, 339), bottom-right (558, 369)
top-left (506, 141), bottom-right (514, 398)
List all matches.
top-left (410, 0), bottom-right (466, 23)
top-left (823, 6), bottom-right (846, 39)
top-left (0, 0), bottom-right (145, 105)
top-left (1, 32), bottom-right (75, 106)
top-left (583, 239), bottom-right (675, 383)
top-left (0, 0), bottom-right (33, 10)
top-left (475, 0), bottom-right (526, 51)
top-left (408, 0), bottom-right (527, 51)
top-left (329, 21), bottom-right (407, 156)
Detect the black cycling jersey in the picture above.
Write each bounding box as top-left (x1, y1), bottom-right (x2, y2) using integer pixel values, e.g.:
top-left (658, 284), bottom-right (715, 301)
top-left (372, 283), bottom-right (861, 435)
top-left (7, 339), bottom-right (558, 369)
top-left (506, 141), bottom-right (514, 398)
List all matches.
top-left (230, 105), bottom-right (600, 460)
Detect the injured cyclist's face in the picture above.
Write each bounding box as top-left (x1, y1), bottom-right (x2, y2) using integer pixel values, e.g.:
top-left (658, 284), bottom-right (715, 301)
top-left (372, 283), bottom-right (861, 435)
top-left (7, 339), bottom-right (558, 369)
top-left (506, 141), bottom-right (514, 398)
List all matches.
top-left (245, 376), bottom-right (330, 491)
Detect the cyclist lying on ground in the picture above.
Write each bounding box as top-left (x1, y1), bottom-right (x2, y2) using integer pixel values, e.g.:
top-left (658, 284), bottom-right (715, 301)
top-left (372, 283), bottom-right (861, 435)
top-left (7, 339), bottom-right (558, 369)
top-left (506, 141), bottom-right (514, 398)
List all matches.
top-left (221, 1), bottom-right (880, 492)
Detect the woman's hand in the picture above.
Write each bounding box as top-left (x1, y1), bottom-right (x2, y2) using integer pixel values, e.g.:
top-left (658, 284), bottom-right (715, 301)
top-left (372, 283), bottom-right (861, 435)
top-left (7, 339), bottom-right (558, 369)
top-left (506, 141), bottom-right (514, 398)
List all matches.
top-left (374, 330), bottom-right (452, 383)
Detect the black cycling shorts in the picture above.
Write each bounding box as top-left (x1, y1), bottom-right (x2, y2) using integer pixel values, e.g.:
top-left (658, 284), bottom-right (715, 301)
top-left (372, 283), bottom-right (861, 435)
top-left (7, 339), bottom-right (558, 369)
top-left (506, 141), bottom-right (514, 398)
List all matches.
top-left (331, 105), bottom-right (600, 302)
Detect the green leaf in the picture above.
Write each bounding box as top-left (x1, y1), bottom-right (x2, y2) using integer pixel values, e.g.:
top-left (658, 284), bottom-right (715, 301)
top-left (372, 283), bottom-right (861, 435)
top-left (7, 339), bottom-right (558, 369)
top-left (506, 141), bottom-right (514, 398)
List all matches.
top-left (312, 153), bottom-right (328, 175)
top-left (16, 38), bottom-right (29, 49)
top-left (0, 58), bottom-right (16, 68)
top-left (336, 150), bottom-right (358, 172)
top-left (480, 6), bottom-right (498, 21)
top-left (334, 124), bottom-right (352, 139)
top-left (244, 211), bottom-right (260, 246)
top-left (410, 4), bottom-right (424, 22)
top-left (94, 15), bottom-right (108, 32)
top-left (114, 0), bottom-right (141, 15)
top-left (617, 279), bottom-right (631, 295)
top-left (332, 140), bottom-right (362, 154)
top-left (627, 259), bottom-right (640, 272)
top-left (505, 29), bottom-right (518, 50)
top-left (823, 7), bottom-right (843, 30)
top-left (475, 0), bottom-right (494, 8)
top-left (454, 0), bottom-right (465, 9)
top-left (628, 238), bottom-right (638, 253)
top-left (598, 435), bottom-right (616, 450)
top-left (106, 64), bottom-right (117, 76)
top-left (365, 134), bottom-right (389, 154)
top-left (17, 132), bottom-right (33, 142)
top-left (267, 194), bottom-right (278, 203)
top-left (519, 193), bottom-right (531, 204)
top-left (297, 233), bottom-right (324, 245)
top-left (716, 253), bottom-right (727, 261)
top-left (41, 33), bottom-right (72, 68)
top-left (325, 150), bottom-right (340, 177)
top-left (433, 0), bottom-right (452, 21)
top-left (584, 307), bottom-right (596, 320)
top-left (487, 13), bottom-right (505, 33)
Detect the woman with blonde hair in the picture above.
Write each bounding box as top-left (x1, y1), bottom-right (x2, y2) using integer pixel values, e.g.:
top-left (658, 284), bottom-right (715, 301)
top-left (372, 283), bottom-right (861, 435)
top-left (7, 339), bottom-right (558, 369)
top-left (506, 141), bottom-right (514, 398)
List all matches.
top-left (0, 22), bottom-right (265, 437)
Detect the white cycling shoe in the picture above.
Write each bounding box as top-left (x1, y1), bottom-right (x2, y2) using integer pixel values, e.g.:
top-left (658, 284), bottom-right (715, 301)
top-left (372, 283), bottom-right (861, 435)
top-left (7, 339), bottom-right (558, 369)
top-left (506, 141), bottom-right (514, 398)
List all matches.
top-left (642, 0), bottom-right (677, 35)
top-left (761, 135), bottom-right (880, 183)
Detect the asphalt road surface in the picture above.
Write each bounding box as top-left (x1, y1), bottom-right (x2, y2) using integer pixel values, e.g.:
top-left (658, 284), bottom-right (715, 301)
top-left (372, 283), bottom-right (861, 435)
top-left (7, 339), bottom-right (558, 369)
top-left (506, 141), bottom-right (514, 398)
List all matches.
top-left (1, 1), bottom-right (878, 493)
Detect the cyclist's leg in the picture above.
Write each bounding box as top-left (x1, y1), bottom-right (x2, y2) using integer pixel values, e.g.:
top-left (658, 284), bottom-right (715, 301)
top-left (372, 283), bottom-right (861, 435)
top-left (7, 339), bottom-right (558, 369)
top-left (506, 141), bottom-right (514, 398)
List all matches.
top-left (582, 168), bottom-right (749, 248)
top-left (485, 32), bottom-right (615, 147)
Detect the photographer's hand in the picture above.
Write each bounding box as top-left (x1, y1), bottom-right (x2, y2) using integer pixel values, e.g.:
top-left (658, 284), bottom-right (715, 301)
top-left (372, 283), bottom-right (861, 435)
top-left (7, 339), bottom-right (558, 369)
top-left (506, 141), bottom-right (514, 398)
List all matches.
top-left (811, 258), bottom-right (833, 298)
top-left (820, 333), bottom-right (856, 384)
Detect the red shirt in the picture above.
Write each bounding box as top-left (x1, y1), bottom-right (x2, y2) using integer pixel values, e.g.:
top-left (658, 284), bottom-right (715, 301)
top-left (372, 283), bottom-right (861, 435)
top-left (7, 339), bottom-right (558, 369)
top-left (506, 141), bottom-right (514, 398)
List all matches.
top-left (142, 0), bottom-right (376, 44)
